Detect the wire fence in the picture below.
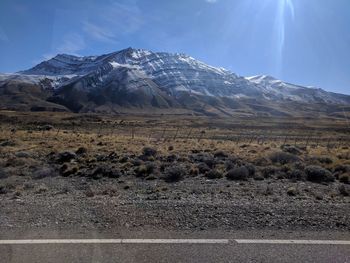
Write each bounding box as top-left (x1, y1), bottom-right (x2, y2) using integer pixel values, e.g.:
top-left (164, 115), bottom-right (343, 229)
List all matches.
top-left (1, 123), bottom-right (349, 150)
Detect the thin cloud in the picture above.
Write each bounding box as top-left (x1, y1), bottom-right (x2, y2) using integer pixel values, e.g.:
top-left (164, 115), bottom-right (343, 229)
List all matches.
top-left (0, 27), bottom-right (9, 42)
top-left (83, 22), bottom-right (118, 44)
top-left (82, 0), bottom-right (144, 44)
top-left (206, 0), bottom-right (218, 3)
top-left (56, 33), bottom-right (86, 55)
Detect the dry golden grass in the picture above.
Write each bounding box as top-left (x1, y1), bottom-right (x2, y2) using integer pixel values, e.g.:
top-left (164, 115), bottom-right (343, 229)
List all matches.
top-left (0, 111), bottom-right (348, 168)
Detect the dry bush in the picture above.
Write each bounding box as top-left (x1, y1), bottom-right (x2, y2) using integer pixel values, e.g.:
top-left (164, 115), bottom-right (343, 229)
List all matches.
top-left (269, 151), bottom-right (301, 165)
top-left (281, 145), bottom-right (302, 155)
top-left (142, 147), bottom-right (157, 157)
top-left (205, 169), bottom-right (223, 179)
top-left (226, 166), bottom-right (249, 181)
top-left (338, 185), bottom-right (349, 196)
top-left (305, 165), bottom-right (334, 183)
top-left (164, 165), bottom-right (186, 182)
top-left (339, 173), bottom-right (349, 184)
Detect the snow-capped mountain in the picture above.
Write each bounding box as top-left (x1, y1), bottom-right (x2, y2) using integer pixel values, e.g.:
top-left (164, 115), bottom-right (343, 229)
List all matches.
top-left (246, 75), bottom-right (349, 105)
top-left (0, 47), bottom-right (349, 116)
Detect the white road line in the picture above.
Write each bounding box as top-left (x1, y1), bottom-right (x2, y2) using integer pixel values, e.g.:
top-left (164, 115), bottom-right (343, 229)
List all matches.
top-left (0, 239), bottom-right (229, 245)
top-left (235, 239), bottom-right (350, 245)
top-left (0, 239), bottom-right (349, 245)
top-left (121, 239), bottom-right (229, 244)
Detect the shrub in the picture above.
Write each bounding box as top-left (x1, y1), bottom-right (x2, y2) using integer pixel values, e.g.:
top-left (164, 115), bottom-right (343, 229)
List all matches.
top-left (0, 140), bottom-right (16, 147)
top-left (225, 161), bottom-right (236, 171)
top-left (205, 169), bottom-right (223, 179)
top-left (164, 165), bottom-right (186, 182)
top-left (131, 158), bottom-right (142, 166)
top-left (288, 169), bottom-right (306, 181)
top-left (244, 163), bottom-right (256, 176)
top-left (119, 156), bottom-right (129, 163)
top-left (213, 150), bottom-right (228, 158)
top-left (261, 166), bottom-right (279, 178)
top-left (334, 165), bottom-right (350, 174)
top-left (316, 156), bottom-right (333, 164)
top-left (253, 157), bottom-right (270, 166)
top-left (76, 147), bottom-right (87, 155)
top-left (135, 165), bottom-right (148, 177)
top-left (142, 147), bottom-right (157, 157)
top-left (61, 166), bottom-right (78, 177)
top-left (197, 163), bottom-right (210, 174)
top-left (166, 154), bottom-right (178, 162)
top-left (0, 168), bottom-right (8, 179)
top-left (91, 165), bottom-right (121, 179)
top-left (339, 173), bottom-right (349, 184)
top-left (33, 167), bottom-right (56, 179)
top-left (0, 185), bottom-right (7, 194)
top-left (338, 185), bottom-right (349, 196)
top-left (305, 165), bottom-right (335, 183)
top-left (226, 166), bottom-right (249, 181)
top-left (269, 151), bottom-right (300, 165)
top-left (56, 151), bottom-right (77, 163)
top-left (189, 167), bottom-right (199, 176)
top-left (281, 145), bottom-right (302, 155)
top-left (202, 156), bottom-right (216, 168)
top-left (15, 151), bottom-right (31, 158)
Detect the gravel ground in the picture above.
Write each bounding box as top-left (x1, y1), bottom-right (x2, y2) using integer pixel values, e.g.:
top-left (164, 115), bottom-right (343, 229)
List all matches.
top-left (0, 175), bottom-right (349, 232)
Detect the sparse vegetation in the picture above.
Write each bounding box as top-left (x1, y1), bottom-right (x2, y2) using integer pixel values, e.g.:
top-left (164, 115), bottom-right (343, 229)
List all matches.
top-left (164, 165), bottom-right (186, 182)
top-left (305, 165), bottom-right (335, 183)
top-left (226, 167), bottom-right (249, 181)
top-left (0, 111), bottom-right (349, 231)
top-left (269, 151), bottom-right (300, 165)
top-left (142, 147), bottom-right (157, 157)
top-left (205, 169), bottom-right (223, 179)
top-left (339, 173), bottom-right (349, 184)
top-left (338, 185), bottom-right (349, 196)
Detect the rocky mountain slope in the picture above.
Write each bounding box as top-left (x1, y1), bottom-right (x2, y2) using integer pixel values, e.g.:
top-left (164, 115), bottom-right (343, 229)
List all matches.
top-left (0, 47), bottom-right (349, 117)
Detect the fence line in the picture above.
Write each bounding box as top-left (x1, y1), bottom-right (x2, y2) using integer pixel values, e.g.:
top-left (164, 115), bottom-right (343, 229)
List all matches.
top-left (0, 124), bottom-right (349, 149)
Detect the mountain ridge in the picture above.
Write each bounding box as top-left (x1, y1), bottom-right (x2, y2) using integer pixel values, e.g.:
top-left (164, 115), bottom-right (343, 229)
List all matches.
top-left (0, 47), bottom-right (349, 117)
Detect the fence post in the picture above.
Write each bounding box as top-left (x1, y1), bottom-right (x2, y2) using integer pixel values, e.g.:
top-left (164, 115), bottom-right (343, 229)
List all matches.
top-left (305, 135), bottom-right (310, 148)
top-left (327, 137), bottom-right (331, 150)
top-left (198, 130), bottom-right (205, 142)
top-left (186, 128), bottom-right (193, 140)
top-left (173, 127), bottom-right (179, 140)
top-left (161, 128), bottom-right (166, 140)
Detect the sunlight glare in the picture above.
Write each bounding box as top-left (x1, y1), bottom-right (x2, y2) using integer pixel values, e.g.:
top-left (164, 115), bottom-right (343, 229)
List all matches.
top-left (275, 0), bottom-right (295, 74)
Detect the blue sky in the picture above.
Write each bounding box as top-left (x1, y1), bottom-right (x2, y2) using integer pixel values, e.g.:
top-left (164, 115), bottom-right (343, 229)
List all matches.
top-left (0, 0), bottom-right (349, 94)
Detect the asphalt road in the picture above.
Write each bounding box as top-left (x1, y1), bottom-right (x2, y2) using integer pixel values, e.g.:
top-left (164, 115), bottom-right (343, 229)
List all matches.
top-left (0, 229), bottom-right (349, 263)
